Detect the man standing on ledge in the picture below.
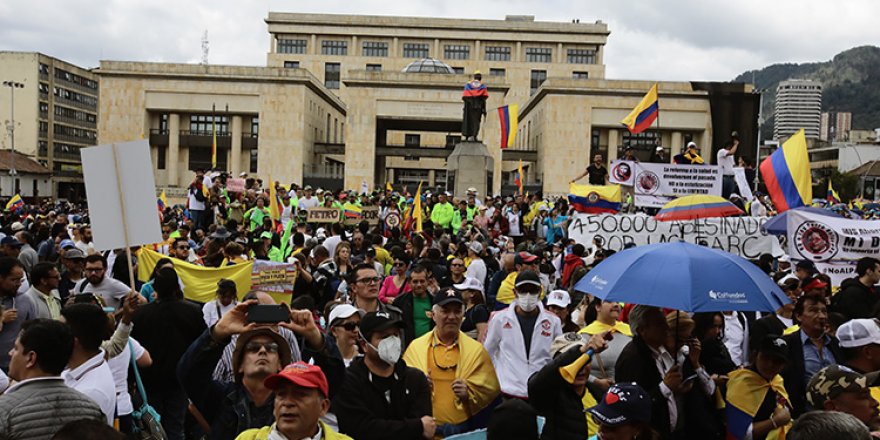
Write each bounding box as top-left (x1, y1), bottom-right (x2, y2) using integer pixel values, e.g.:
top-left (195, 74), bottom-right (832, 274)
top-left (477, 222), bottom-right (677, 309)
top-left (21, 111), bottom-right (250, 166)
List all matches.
top-left (462, 71), bottom-right (488, 142)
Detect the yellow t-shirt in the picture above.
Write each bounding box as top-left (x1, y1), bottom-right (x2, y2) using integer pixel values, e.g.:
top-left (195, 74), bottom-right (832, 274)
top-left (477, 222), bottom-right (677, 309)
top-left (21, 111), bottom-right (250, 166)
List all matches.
top-left (429, 334), bottom-right (463, 426)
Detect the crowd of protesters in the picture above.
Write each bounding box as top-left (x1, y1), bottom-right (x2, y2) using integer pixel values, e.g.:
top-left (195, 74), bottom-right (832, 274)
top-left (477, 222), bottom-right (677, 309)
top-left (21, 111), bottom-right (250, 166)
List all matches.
top-left (0, 166), bottom-right (876, 440)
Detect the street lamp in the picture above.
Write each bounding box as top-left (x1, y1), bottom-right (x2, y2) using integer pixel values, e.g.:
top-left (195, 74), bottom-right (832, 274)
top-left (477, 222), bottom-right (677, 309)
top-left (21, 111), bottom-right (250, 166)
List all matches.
top-left (2, 80), bottom-right (24, 176)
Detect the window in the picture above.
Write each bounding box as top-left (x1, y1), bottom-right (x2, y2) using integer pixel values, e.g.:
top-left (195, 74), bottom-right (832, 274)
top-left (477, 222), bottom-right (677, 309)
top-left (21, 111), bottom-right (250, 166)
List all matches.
top-left (324, 63), bottom-right (341, 89)
top-left (283, 61), bottom-right (300, 68)
top-left (567, 48), bottom-right (596, 64)
top-left (621, 131), bottom-right (659, 148)
top-left (444, 45), bottom-right (470, 60)
top-left (277, 39), bottom-right (306, 54)
top-left (39, 63), bottom-right (49, 75)
top-left (189, 115), bottom-right (228, 135)
top-left (366, 64), bottom-right (382, 72)
top-left (38, 141), bottom-right (48, 156)
top-left (326, 114), bottom-right (331, 143)
top-left (484, 46), bottom-right (511, 61)
top-left (189, 146), bottom-right (228, 171)
top-left (405, 134), bottom-right (421, 147)
top-left (52, 124), bottom-right (97, 143)
top-left (39, 102), bottom-right (48, 114)
top-left (572, 71), bottom-right (589, 79)
top-left (159, 114), bottom-right (168, 133)
top-left (251, 117), bottom-right (259, 135)
top-left (489, 68), bottom-right (506, 77)
top-left (157, 146), bottom-right (166, 170)
top-left (452, 67), bottom-right (464, 74)
top-left (53, 106), bottom-right (96, 124)
top-left (38, 83), bottom-right (49, 94)
top-left (525, 47), bottom-right (552, 63)
top-left (445, 135), bottom-right (461, 147)
top-left (321, 40), bottom-right (348, 55)
top-left (530, 70), bottom-right (547, 95)
top-left (362, 41), bottom-right (388, 57)
top-left (403, 43), bottom-right (430, 58)
top-left (250, 149), bottom-right (258, 173)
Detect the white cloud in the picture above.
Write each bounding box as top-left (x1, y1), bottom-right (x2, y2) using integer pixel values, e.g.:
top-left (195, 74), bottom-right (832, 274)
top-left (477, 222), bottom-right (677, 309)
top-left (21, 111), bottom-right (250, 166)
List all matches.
top-left (1, 0), bottom-right (878, 80)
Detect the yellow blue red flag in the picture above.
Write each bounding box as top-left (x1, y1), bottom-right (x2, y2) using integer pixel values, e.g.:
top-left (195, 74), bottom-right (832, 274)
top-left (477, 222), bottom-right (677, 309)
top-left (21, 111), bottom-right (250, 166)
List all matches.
top-left (569, 184), bottom-right (620, 214)
top-left (621, 83), bottom-right (659, 134)
top-left (5, 194), bottom-right (23, 212)
top-left (759, 129), bottom-right (812, 212)
top-left (497, 104), bottom-right (518, 149)
top-left (826, 180), bottom-right (841, 204)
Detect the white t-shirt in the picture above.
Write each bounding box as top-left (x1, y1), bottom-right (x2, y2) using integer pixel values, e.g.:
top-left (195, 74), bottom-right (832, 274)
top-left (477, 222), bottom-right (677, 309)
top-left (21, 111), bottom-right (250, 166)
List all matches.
top-left (722, 312), bottom-right (749, 367)
top-left (466, 258), bottom-right (487, 285)
top-left (202, 299), bottom-right (237, 327)
top-left (717, 149), bottom-right (736, 176)
top-left (280, 204), bottom-right (294, 228)
top-left (750, 200), bottom-right (767, 217)
top-left (323, 235), bottom-right (342, 259)
top-left (108, 338), bottom-right (146, 416)
top-left (507, 212), bottom-right (522, 237)
top-left (75, 240), bottom-right (96, 256)
top-left (63, 350), bottom-right (117, 425)
top-left (74, 277), bottom-right (131, 310)
top-left (298, 196), bottom-right (319, 211)
top-left (188, 186), bottom-right (206, 211)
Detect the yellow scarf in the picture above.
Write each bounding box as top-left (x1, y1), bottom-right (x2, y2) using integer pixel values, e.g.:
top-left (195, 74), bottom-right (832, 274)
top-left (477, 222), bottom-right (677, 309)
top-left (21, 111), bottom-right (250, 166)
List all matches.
top-left (726, 369), bottom-right (791, 440)
top-left (579, 320), bottom-right (632, 337)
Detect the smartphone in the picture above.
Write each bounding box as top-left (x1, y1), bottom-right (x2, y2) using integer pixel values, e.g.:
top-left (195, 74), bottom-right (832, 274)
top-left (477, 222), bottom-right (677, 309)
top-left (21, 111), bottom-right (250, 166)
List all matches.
top-left (247, 304), bottom-right (290, 324)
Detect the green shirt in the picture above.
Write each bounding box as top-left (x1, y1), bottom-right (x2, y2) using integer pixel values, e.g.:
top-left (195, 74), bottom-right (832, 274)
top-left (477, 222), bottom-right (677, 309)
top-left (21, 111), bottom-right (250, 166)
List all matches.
top-left (413, 295), bottom-right (432, 338)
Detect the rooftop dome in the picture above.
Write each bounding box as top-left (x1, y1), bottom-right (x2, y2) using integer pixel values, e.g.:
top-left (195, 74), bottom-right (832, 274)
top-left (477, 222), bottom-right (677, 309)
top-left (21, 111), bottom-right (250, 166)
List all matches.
top-left (401, 58), bottom-right (455, 74)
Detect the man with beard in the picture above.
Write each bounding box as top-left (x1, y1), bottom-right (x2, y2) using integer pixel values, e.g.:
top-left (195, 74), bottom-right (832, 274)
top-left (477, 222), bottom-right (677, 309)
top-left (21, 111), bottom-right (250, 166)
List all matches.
top-left (74, 254), bottom-right (137, 311)
top-left (0, 257), bottom-right (36, 371)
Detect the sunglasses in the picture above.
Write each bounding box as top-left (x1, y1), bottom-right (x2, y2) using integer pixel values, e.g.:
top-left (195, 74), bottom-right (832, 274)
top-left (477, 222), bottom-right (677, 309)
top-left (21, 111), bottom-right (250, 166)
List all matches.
top-left (245, 342), bottom-right (279, 354)
top-left (335, 322), bottom-right (359, 331)
top-left (356, 276), bottom-right (382, 285)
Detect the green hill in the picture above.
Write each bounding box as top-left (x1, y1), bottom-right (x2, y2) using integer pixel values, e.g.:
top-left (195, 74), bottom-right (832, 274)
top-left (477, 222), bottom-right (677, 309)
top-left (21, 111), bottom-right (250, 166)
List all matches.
top-left (734, 45), bottom-right (880, 139)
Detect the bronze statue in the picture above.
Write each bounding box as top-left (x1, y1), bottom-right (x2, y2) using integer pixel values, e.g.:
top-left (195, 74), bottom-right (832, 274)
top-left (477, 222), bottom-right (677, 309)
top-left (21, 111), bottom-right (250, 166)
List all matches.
top-left (461, 71), bottom-right (488, 141)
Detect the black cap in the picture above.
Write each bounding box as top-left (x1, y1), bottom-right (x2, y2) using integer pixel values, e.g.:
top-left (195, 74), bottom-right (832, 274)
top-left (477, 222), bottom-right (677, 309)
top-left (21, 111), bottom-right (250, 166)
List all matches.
top-left (0, 236), bottom-right (23, 247)
top-left (514, 270), bottom-right (542, 289)
top-left (587, 383), bottom-right (652, 427)
top-left (795, 260), bottom-right (817, 274)
top-left (434, 287), bottom-right (464, 307)
top-left (359, 311), bottom-right (404, 340)
top-left (755, 335), bottom-right (789, 361)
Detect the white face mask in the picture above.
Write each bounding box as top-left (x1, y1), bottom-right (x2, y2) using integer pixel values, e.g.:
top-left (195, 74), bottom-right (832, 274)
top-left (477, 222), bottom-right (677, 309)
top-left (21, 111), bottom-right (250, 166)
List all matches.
top-left (517, 293), bottom-right (540, 312)
top-left (369, 335), bottom-right (402, 366)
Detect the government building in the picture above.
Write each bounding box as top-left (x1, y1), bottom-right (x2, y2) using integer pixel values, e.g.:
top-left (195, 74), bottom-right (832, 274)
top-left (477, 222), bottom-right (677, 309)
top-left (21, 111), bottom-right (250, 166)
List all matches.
top-left (96, 13), bottom-right (760, 197)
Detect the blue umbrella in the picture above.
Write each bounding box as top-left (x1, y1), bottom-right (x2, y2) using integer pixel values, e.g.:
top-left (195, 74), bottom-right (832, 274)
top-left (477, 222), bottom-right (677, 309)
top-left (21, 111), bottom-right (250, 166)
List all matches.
top-left (760, 206), bottom-right (841, 236)
top-left (573, 242), bottom-right (789, 312)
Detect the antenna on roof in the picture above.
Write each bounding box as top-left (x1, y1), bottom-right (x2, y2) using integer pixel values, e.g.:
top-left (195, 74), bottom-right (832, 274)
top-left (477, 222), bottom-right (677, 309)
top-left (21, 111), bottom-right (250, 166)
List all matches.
top-left (201, 30), bottom-right (209, 65)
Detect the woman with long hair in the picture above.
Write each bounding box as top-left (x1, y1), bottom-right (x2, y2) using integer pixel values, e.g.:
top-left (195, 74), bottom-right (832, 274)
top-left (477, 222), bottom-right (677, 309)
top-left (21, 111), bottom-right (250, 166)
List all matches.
top-left (456, 277), bottom-right (489, 341)
top-left (692, 312), bottom-right (737, 377)
top-left (378, 255), bottom-right (411, 304)
top-left (333, 241), bottom-right (352, 278)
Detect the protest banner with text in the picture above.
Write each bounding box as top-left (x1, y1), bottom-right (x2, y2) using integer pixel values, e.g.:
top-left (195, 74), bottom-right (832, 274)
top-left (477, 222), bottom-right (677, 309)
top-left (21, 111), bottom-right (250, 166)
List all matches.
top-left (568, 213), bottom-right (782, 259)
top-left (610, 160), bottom-right (724, 208)
top-left (787, 210), bottom-right (880, 262)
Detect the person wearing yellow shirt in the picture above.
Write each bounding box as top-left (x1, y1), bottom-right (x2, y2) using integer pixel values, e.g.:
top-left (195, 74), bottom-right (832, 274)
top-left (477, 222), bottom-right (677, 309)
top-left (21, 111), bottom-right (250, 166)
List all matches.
top-left (494, 251), bottom-right (543, 308)
top-left (578, 299), bottom-right (632, 392)
top-left (403, 287), bottom-right (500, 438)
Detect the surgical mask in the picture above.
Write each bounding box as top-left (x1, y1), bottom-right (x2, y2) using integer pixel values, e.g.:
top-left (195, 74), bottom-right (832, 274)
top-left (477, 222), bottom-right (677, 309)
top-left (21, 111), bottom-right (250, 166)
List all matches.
top-left (517, 293), bottom-right (539, 312)
top-left (368, 335), bottom-right (402, 365)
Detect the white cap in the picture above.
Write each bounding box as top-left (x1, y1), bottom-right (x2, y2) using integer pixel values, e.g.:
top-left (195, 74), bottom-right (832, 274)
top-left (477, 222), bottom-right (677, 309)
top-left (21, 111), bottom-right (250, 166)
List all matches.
top-left (777, 273), bottom-right (798, 286)
top-left (656, 146), bottom-right (664, 152)
top-left (453, 277), bottom-right (484, 293)
top-left (687, 141), bottom-right (697, 149)
top-left (239, 172), bottom-right (248, 177)
top-left (778, 254), bottom-right (791, 263)
top-left (546, 290), bottom-right (571, 308)
top-left (836, 319), bottom-right (880, 348)
top-left (328, 304), bottom-right (364, 327)
top-left (10, 222), bottom-right (23, 232)
top-left (468, 241), bottom-right (483, 254)
top-left (467, 187), bottom-right (478, 194)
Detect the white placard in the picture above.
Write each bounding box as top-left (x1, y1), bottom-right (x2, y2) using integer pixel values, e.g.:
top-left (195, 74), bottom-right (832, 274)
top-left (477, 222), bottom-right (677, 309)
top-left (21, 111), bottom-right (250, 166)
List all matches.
top-left (81, 140), bottom-right (163, 251)
top-left (787, 209), bottom-right (880, 262)
top-left (734, 167), bottom-right (754, 201)
top-left (568, 213), bottom-right (782, 259)
top-left (610, 160), bottom-right (723, 208)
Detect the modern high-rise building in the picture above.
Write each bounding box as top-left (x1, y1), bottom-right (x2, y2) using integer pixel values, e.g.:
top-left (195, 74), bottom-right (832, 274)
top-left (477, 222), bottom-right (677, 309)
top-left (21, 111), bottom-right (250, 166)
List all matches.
top-left (0, 52), bottom-right (98, 199)
top-left (774, 79), bottom-right (821, 141)
top-left (820, 111), bottom-right (852, 141)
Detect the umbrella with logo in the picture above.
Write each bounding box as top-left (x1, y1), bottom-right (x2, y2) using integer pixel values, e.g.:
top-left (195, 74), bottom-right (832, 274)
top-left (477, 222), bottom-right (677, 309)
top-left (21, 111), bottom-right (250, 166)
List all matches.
top-left (654, 195), bottom-right (744, 222)
top-left (573, 241), bottom-right (788, 313)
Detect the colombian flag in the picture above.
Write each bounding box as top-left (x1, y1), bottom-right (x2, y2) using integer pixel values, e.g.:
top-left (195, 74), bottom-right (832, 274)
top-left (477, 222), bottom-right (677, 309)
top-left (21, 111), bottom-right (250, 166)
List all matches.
top-left (621, 83), bottom-right (659, 134)
top-left (515, 160), bottom-right (525, 195)
top-left (462, 80), bottom-right (488, 98)
top-left (211, 116), bottom-right (218, 169)
top-left (569, 184), bottom-right (620, 214)
top-left (826, 180), bottom-right (841, 204)
top-left (5, 194), bottom-right (23, 212)
top-left (725, 369), bottom-right (791, 440)
top-left (268, 178), bottom-right (282, 226)
top-left (343, 204), bottom-right (363, 220)
top-left (157, 190), bottom-right (168, 220)
top-left (497, 104), bottom-right (518, 149)
top-left (760, 129), bottom-right (812, 213)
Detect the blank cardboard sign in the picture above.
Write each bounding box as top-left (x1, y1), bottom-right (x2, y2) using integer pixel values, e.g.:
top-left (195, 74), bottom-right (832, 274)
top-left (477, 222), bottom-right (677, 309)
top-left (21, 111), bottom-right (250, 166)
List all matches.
top-left (81, 140), bottom-right (162, 251)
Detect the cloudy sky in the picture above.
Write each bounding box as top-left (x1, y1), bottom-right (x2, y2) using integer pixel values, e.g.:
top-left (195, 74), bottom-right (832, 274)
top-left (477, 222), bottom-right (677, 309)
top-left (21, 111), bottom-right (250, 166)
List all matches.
top-left (1, 0), bottom-right (877, 81)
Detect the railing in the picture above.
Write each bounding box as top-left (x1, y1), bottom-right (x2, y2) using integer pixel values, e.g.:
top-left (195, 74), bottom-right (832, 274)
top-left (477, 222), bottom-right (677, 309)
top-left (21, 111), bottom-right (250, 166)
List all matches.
top-left (54, 115), bottom-right (96, 128)
top-left (53, 133), bottom-right (95, 144)
top-left (55, 95), bottom-right (96, 111)
top-left (303, 163), bottom-right (345, 179)
top-left (179, 130), bottom-right (231, 137)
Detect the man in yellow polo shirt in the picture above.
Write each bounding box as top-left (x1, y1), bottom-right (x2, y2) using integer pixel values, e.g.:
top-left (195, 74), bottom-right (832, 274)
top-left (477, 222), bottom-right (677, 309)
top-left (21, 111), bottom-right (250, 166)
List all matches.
top-left (403, 287), bottom-right (500, 438)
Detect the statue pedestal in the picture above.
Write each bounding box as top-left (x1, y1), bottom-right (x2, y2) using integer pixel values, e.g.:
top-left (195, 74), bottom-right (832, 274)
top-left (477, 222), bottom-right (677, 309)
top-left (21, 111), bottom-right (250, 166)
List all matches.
top-left (446, 141), bottom-right (494, 198)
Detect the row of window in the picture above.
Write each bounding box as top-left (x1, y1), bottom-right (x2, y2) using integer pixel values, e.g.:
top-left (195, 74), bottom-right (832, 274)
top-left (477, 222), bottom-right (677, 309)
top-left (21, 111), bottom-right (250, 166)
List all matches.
top-left (53, 86), bottom-right (98, 107)
top-left (155, 114), bottom-right (260, 135)
top-left (55, 68), bottom-right (99, 90)
top-left (53, 124), bottom-right (97, 142)
top-left (155, 146), bottom-right (258, 174)
top-left (276, 38), bottom-right (597, 63)
top-left (54, 105), bottom-right (96, 123)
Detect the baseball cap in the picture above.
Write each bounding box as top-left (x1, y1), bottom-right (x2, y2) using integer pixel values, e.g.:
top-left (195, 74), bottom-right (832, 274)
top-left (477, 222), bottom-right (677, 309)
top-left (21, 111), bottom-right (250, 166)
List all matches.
top-left (755, 335), bottom-right (789, 361)
top-left (806, 364), bottom-right (880, 408)
top-left (796, 260), bottom-right (818, 274)
top-left (587, 383), bottom-right (652, 427)
top-left (59, 239), bottom-right (76, 250)
top-left (359, 311), bottom-right (404, 340)
top-left (328, 304), bottom-right (364, 327)
top-left (550, 332), bottom-right (584, 358)
top-left (686, 141), bottom-right (697, 149)
top-left (10, 222), bottom-right (24, 232)
top-left (778, 254), bottom-right (791, 263)
top-left (434, 287), bottom-right (465, 307)
top-left (514, 251), bottom-right (538, 265)
top-left (260, 231), bottom-right (273, 240)
top-left (454, 277), bottom-right (484, 293)
top-left (802, 277), bottom-right (828, 292)
top-left (264, 362), bottom-right (329, 398)
top-left (546, 290), bottom-right (571, 308)
top-left (836, 319), bottom-right (880, 348)
top-left (64, 248), bottom-right (86, 260)
top-left (514, 270), bottom-right (541, 289)
top-left (655, 146), bottom-right (664, 152)
top-left (0, 236), bottom-right (22, 247)
top-left (468, 241), bottom-right (483, 254)
top-left (232, 328), bottom-right (292, 382)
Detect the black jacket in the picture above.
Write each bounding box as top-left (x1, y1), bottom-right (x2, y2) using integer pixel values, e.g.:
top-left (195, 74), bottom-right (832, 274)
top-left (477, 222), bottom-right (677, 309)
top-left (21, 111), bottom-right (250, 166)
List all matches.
top-left (528, 345), bottom-right (589, 440)
top-left (781, 330), bottom-right (844, 418)
top-left (832, 277), bottom-right (878, 320)
top-left (177, 328), bottom-right (345, 440)
top-left (131, 298), bottom-right (206, 392)
top-left (614, 336), bottom-right (670, 438)
top-left (332, 357), bottom-right (432, 440)
top-left (392, 292), bottom-right (435, 348)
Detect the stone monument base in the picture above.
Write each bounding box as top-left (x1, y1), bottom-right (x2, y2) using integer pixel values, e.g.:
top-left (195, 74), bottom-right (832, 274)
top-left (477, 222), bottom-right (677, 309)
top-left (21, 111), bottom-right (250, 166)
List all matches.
top-left (446, 141), bottom-right (494, 198)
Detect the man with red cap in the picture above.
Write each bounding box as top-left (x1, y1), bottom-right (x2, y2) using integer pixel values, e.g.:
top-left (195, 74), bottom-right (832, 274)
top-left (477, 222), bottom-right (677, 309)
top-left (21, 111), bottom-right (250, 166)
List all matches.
top-left (235, 362), bottom-right (352, 440)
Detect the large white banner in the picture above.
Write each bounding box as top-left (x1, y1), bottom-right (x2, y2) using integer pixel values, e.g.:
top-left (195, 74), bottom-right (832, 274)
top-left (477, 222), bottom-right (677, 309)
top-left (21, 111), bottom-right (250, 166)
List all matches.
top-left (609, 160), bottom-right (723, 208)
top-left (787, 210), bottom-right (880, 262)
top-left (568, 213), bottom-right (783, 259)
